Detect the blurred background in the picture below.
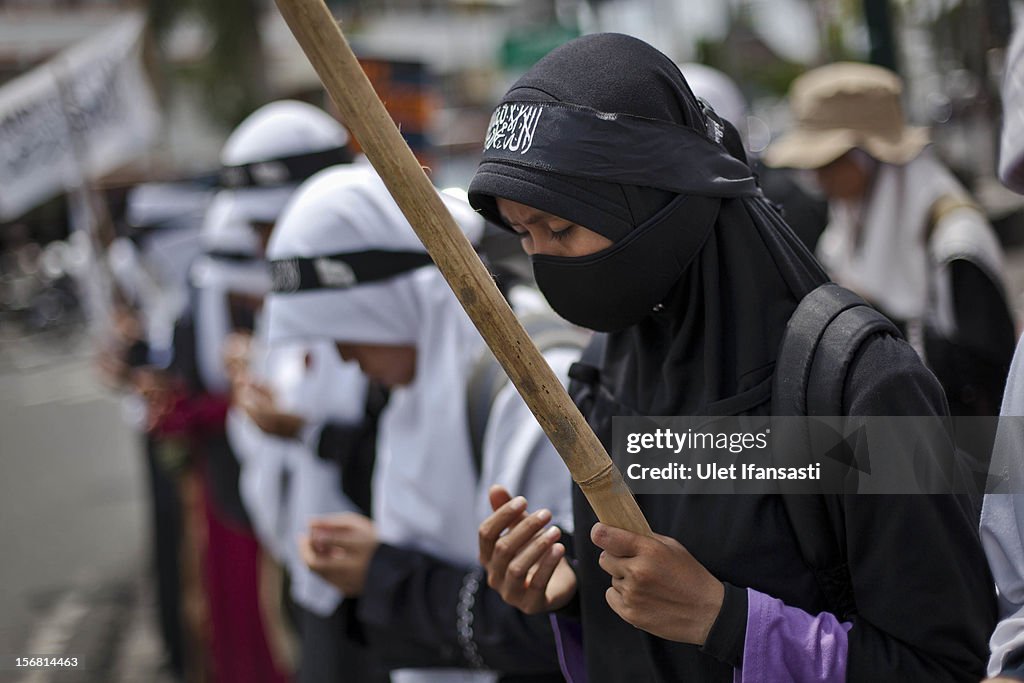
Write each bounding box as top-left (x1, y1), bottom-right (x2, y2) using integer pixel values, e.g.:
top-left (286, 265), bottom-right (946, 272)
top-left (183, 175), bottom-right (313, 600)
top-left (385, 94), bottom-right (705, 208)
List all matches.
top-left (0, 0), bottom-right (1021, 680)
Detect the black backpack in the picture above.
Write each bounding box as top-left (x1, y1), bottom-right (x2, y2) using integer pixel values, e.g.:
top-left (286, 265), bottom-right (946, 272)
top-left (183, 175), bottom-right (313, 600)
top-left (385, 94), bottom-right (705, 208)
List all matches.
top-left (771, 282), bottom-right (902, 620)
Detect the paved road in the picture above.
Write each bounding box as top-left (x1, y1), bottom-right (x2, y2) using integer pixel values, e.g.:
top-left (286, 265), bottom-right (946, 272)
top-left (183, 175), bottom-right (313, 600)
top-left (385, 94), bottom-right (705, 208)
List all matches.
top-left (0, 333), bottom-right (169, 683)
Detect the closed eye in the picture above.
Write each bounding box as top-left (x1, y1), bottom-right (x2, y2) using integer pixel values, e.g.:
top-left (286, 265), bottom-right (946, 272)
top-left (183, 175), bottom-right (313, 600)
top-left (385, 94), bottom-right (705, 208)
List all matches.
top-left (550, 225), bottom-right (574, 242)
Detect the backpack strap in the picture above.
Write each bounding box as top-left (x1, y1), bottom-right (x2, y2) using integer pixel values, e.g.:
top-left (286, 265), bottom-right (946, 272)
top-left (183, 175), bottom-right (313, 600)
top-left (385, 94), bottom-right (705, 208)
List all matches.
top-left (773, 283), bottom-right (901, 620)
top-left (466, 312), bottom-right (591, 477)
top-left (807, 304), bottom-right (900, 415)
top-left (466, 349), bottom-right (514, 476)
top-left (774, 283), bottom-right (876, 416)
top-left (567, 333), bottom-right (607, 387)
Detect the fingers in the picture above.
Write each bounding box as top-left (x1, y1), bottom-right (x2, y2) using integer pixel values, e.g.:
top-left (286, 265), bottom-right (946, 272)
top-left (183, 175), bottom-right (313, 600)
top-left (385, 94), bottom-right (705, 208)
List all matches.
top-left (489, 484), bottom-right (512, 512)
top-left (308, 513), bottom-right (373, 548)
top-left (591, 522), bottom-right (645, 558)
top-left (310, 511), bottom-right (366, 531)
top-left (237, 383), bottom-right (266, 415)
top-left (654, 533), bottom-right (686, 551)
top-left (493, 522), bottom-right (560, 611)
top-left (478, 495), bottom-right (527, 563)
top-left (299, 534), bottom-right (331, 573)
top-left (489, 508), bottom-right (551, 577)
top-left (486, 509), bottom-right (553, 605)
top-left (309, 512), bottom-right (354, 528)
top-left (299, 533), bottom-right (363, 594)
top-left (597, 549), bottom-right (627, 580)
top-left (507, 525), bottom-right (561, 586)
top-left (248, 381), bottom-right (274, 400)
top-left (309, 527), bottom-right (331, 555)
top-left (605, 585), bottom-right (632, 625)
top-left (526, 542), bottom-right (565, 595)
top-left (309, 525), bottom-right (336, 552)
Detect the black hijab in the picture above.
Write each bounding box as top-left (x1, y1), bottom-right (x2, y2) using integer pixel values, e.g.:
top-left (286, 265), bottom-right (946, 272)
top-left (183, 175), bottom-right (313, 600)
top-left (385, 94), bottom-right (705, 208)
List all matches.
top-left (468, 33), bottom-right (827, 416)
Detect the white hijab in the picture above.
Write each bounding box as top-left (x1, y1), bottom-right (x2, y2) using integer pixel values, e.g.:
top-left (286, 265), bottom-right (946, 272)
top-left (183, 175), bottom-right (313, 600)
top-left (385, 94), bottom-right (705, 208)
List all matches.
top-left (266, 166), bottom-right (583, 683)
top-left (266, 165), bottom-right (486, 563)
top-left (230, 334), bottom-right (367, 616)
top-left (816, 148), bottom-right (1003, 323)
top-left (120, 182), bottom-right (209, 358)
top-left (190, 192), bottom-right (270, 394)
top-left (193, 100), bottom-right (351, 392)
top-left (220, 99), bottom-right (351, 225)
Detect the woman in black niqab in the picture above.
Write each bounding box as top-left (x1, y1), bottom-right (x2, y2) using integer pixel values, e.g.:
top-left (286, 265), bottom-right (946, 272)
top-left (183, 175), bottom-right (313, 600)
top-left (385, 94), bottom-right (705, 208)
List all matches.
top-left (470, 33), bottom-right (826, 417)
top-left (471, 33), bottom-right (992, 683)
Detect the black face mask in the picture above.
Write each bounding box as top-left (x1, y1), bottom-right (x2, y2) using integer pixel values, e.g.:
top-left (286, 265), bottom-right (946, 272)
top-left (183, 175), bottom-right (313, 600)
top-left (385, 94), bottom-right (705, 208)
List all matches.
top-left (532, 195), bottom-right (720, 332)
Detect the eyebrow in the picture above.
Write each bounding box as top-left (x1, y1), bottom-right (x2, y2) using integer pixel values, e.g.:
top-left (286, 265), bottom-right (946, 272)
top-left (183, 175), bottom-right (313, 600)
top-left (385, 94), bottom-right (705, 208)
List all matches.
top-left (499, 210), bottom-right (556, 228)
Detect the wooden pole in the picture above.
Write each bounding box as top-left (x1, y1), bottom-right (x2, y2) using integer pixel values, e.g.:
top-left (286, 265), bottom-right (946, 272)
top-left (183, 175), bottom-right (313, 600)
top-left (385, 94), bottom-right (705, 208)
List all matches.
top-left (273, 0), bottom-right (651, 537)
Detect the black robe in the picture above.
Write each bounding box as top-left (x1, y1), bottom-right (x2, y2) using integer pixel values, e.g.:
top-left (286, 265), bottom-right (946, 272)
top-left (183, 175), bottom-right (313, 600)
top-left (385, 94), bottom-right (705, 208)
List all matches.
top-left (568, 332), bottom-right (994, 682)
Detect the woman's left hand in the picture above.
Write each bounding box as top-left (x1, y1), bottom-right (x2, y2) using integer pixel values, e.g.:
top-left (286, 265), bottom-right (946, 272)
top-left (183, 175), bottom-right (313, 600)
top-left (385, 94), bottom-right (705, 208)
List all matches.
top-left (300, 513), bottom-right (379, 596)
top-left (591, 522), bottom-right (725, 645)
top-left (236, 380), bottom-right (305, 438)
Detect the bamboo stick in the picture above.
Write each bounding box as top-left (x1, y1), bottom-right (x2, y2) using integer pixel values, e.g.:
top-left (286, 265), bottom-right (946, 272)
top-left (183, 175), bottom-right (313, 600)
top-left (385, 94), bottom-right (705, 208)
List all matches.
top-left (273, 0), bottom-right (652, 537)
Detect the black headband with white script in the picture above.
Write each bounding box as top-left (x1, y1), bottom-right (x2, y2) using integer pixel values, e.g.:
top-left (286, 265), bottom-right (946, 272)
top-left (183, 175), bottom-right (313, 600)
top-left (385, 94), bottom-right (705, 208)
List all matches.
top-left (480, 101), bottom-right (759, 198)
top-left (270, 250), bottom-right (434, 293)
top-left (220, 146), bottom-right (354, 190)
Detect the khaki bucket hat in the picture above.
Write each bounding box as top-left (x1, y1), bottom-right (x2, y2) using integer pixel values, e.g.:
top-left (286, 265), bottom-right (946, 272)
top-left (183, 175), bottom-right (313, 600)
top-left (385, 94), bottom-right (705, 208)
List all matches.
top-left (763, 62), bottom-right (929, 169)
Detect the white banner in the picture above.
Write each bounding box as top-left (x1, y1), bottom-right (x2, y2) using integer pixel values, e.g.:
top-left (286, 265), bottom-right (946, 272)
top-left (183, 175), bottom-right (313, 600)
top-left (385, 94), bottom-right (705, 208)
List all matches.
top-left (0, 14), bottom-right (160, 220)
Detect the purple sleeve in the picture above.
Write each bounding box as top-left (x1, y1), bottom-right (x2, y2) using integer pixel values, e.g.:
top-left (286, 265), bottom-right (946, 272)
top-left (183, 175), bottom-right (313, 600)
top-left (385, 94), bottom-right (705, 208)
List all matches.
top-left (550, 614), bottom-right (587, 683)
top-left (735, 588), bottom-right (852, 683)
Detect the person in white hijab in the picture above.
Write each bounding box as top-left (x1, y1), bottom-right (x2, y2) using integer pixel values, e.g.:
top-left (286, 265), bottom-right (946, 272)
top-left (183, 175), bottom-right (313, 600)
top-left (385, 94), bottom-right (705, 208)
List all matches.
top-left (229, 334), bottom-right (390, 683)
top-left (190, 192), bottom-right (271, 394)
top-left (979, 23), bottom-right (1024, 682)
top-left (765, 61), bottom-right (1016, 418)
top-left (195, 98), bottom-right (351, 394)
top-left (106, 182), bottom-right (208, 372)
top-left (264, 164), bottom-right (577, 683)
top-left (100, 180), bottom-right (210, 679)
top-left (205, 99), bottom-right (387, 682)
top-left (218, 99), bottom-right (353, 235)
top-left (174, 98), bottom-right (352, 683)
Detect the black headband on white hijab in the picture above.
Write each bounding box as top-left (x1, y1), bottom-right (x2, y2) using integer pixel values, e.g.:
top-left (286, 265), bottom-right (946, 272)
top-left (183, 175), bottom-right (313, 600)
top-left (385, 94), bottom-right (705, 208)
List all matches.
top-left (219, 146), bottom-right (355, 190)
top-left (270, 250), bottom-right (434, 293)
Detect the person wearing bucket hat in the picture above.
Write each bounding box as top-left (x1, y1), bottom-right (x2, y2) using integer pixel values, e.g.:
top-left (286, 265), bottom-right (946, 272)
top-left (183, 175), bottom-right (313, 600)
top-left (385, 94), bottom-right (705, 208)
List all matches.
top-left (765, 62), bottom-right (1016, 419)
top-left (471, 33), bottom-right (994, 682)
top-left (264, 164), bottom-right (579, 683)
top-left (763, 63), bottom-right (930, 170)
